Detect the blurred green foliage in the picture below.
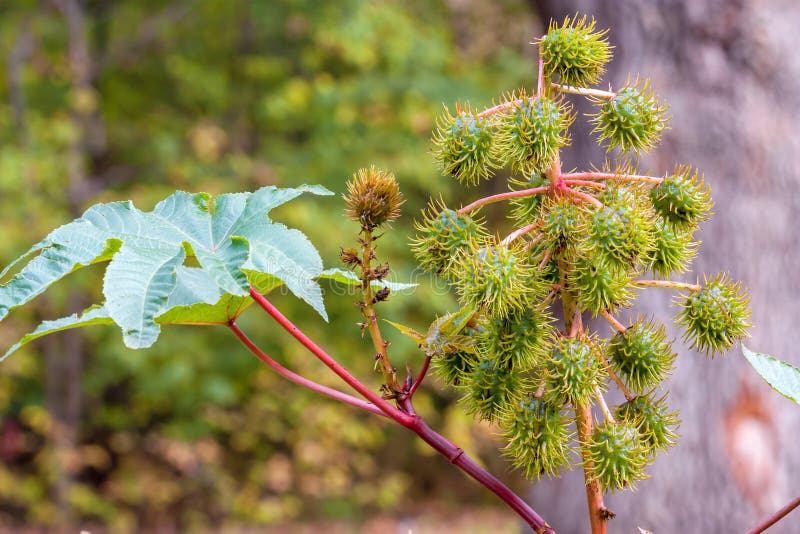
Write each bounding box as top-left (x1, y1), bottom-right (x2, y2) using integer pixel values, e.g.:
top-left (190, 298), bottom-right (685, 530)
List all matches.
top-left (0, 0), bottom-right (538, 530)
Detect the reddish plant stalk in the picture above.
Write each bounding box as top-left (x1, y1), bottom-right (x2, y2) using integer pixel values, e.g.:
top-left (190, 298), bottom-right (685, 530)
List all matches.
top-left (563, 171), bottom-right (662, 185)
top-left (227, 321), bottom-right (386, 418)
top-left (560, 258), bottom-right (608, 534)
top-left (248, 288), bottom-right (413, 426)
top-left (744, 495), bottom-right (800, 534)
top-left (406, 354), bottom-right (431, 399)
top-left (563, 179), bottom-right (606, 190)
top-left (501, 222), bottom-right (541, 246)
top-left (248, 289), bottom-right (555, 532)
top-left (562, 188), bottom-right (604, 209)
top-left (458, 185), bottom-right (551, 214)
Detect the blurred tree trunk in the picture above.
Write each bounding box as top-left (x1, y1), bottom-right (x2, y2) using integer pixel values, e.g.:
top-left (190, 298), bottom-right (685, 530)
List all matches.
top-left (47, 0), bottom-right (106, 529)
top-left (527, 1), bottom-right (800, 532)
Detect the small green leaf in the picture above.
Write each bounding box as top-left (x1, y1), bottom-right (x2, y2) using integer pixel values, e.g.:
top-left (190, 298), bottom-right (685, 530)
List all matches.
top-left (384, 320), bottom-right (425, 345)
top-left (318, 268), bottom-right (418, 291)
top-left (742, 344), bottom-right (800, 405)
top-left (2, 305), bottom-right (114, 361)
top-left (425, 305), bottom-right (477, 347)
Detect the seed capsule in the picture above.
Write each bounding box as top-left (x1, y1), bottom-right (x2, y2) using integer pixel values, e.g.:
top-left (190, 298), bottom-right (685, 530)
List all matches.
top-left (586, 421), bottom-right (649, 492)
top-left (432, 105), bottom-right (498, 186)
top-left (411, 203), bottom-right (487, 278)
top-left (592, 80), bottom-right (668, 153)
top-left (343, 166), bottom-right (404, 230)
top-left (650, 166), bottom-right (712, 229)
top-left (607, 318), bottom-right (676, 394)
top-left (615, 393), bottom-right (679, 453)
top-left (538, 15), bottom-right (612, 87)
top-left (502, 396), bottom-right (572, 479)
top-left (545, 336), bottom-right (606, 406)
top-left (677, 274), bottom-right (751, 355)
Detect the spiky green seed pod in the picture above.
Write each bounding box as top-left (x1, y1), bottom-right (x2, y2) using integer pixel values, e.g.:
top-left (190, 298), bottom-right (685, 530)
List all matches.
top-left (538, 15), bottom-right (612, 87)
top-left (434, 350), bottom-right (477, 388)
top-left (509, 174), bottom-right (550, 225)
top-left (586, 194), bottom-right (655, 267)
top-left (455, 243), bottom-right (534, 319)
top-left (650, 166), bottom-right (712, 229)
top-left (540, 197), bottom-right (586, 251)
top-left (592, 80), bottom-right (668, 153)
top-left (570, 255), bottom-right (634, 316)
top-left (607, 318), bottom-right (676, 394)
top-left (587, 184), bottom-right (655, 267)
top-left (677, 274), bottom-right (751, 355)
top-left (616, 393), bottom-right (679, 454)
top-left (411, 202), bottom-right (487, 278)
top-left (545, 336), bottom-right (606, 406)
top-left (502, 396), bottom-right (572, 479)
top-left (649, 217), bottom-right (698, 277)
top-left (480, 307), bottom-right (554, 370)
top-left (586, 422), bottom-right (649, 492)
top-left (461, 358), bottom-right (525, 422)
top-left (496, 94), bottom-right (573, 176)
top-left (343, 166), bottom-right (404, 230)
top-left (432, 105), bottom-right (498, 186)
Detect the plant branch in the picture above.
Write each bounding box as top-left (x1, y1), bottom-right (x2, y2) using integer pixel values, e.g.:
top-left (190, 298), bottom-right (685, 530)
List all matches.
top-left (536, 46), bottom-right (545, 97)
top-left (501, 222), bottom-right (541, 246)
top-left (551, 82), bottom-right (615, 99)
top-left (563, 172), bottom-right (663, 185)
top-left (599, 310), bottom-right (627, 334)
top-left (249, 288), bottom-right (414, 426)
top-left (595, 386), bottom-right (616, 424)
top-left (359, 230), bottom-right (401, 395)
top-left (227, 322), bottom-right (386, 418)
top-left (600, 353), bottom-right (634, 402)
top-left (633, 279), bottom-right (701, 292)
top-left (563, 179), bottom-right (606, 190)
top-left (406, 354), bottom-right (431, 398)
top-left (744, 494), bottom-right (800, 534)
top-left (250, 289), bottom-right (555, 532)
top-left (458, 186), bottom-right (551, 214)
top-left (476, 97), bottom-right (535, 119)
top-left (576, 402), bottom-right (609, 534)
top-left (563, 188), bottom-right (604, 209)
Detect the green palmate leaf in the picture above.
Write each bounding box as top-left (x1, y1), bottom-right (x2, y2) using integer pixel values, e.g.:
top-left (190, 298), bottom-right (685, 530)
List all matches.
top-left (154, 269), bottom-right (282, 326)
top-left (0, 185), bottom-right (332, 353)
top-left (2, 305), bottom-right (114, 361)
top-left (317, 268), bottom-right (418, 291)
top-left (742, 344), bottom-right (800, 405)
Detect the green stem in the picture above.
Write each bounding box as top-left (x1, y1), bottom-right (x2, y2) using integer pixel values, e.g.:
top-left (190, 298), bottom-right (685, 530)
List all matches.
top-left (360, 230), bottom-right (401, 396)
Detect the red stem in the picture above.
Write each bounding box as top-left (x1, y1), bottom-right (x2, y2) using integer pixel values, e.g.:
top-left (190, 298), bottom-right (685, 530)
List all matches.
top-left (406, 404), bottom-right (554, 533)
top-left (562, 189), bottom-right (604, 209)
top-left (228, 322), bottom-right (386, 418)
top-left (250, 289), bottom-right (555, 532)
top-left (563, 179), bottom-right (606, 190)
top-left (562, 172), bottom-right (662, 185)
top-left (744, 495), bottom-right (800, 534)
top-left (406, 354), bottom-right (431, 399)
top-left (501, 222), bottom-right (541, 246)
top-left (248, 288), bottom-right (414, 426)
top-left (458, 185), bottom-right (551, 214)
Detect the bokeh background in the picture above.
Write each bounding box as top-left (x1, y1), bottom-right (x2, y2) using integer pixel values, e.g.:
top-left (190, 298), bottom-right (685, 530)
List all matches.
top-left (0, 1), bottom-right (798, 532)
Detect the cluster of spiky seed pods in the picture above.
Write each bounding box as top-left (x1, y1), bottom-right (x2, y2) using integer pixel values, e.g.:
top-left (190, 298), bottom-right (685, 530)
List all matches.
top-left (408, 15), bottom-right (752, 494)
